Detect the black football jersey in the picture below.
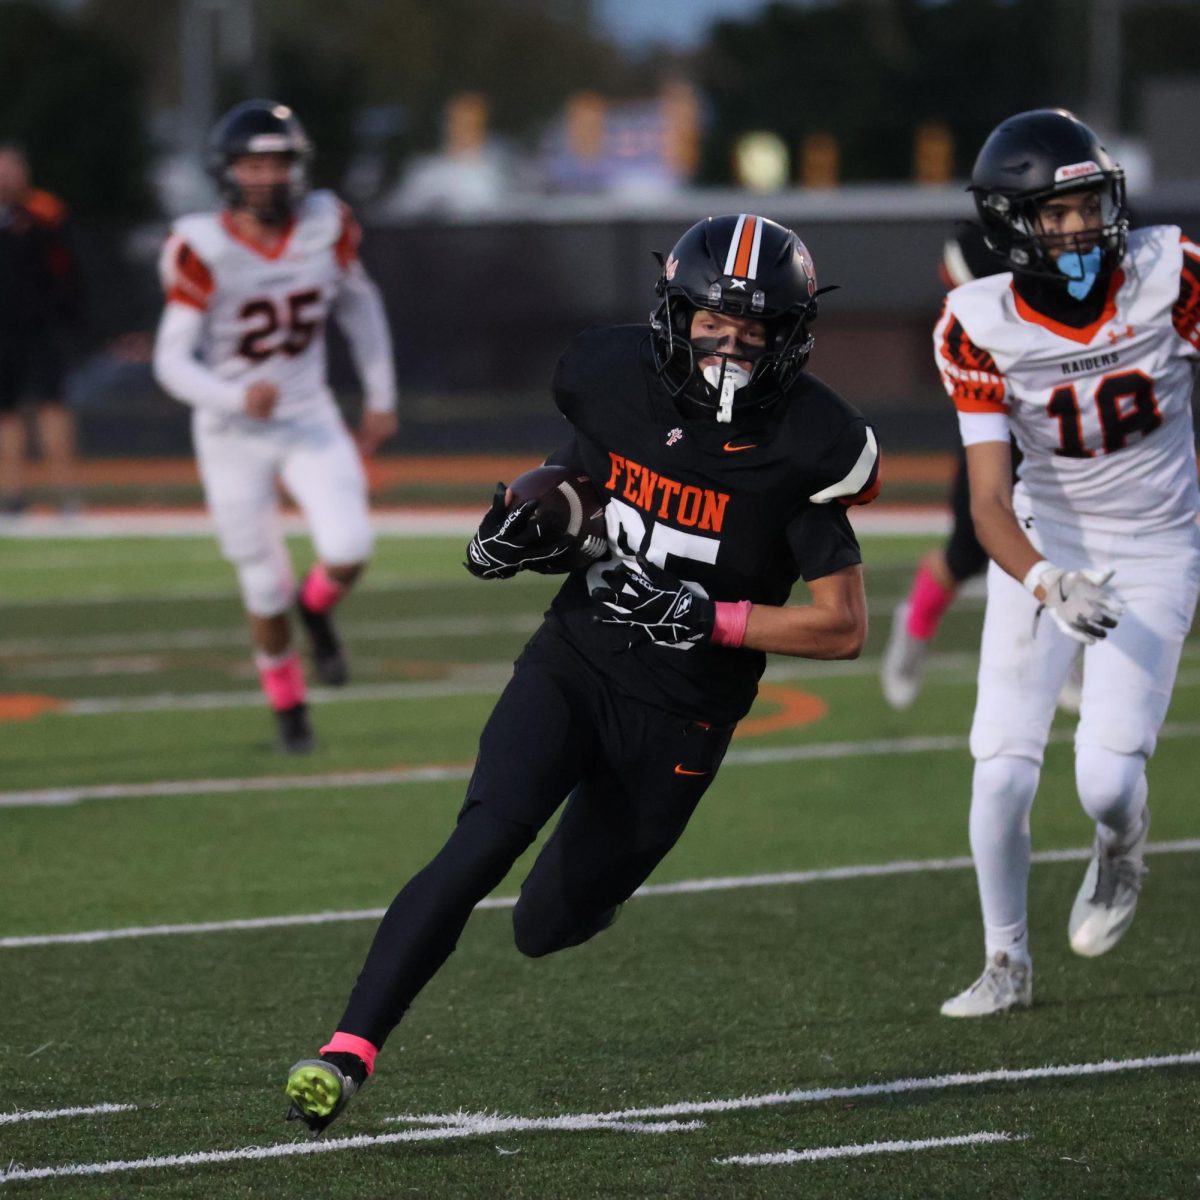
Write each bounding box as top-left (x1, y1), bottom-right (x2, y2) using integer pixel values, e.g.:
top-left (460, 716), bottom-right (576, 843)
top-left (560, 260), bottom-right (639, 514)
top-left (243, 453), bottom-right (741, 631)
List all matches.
top-left (543, 324), bottom-right (877, 725)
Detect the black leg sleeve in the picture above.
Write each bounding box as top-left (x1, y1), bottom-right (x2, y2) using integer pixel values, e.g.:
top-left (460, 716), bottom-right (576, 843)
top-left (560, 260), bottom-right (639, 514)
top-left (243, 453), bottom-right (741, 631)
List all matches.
top-left (336, 803), bottom-right (535, 1048)
top-left (943, 448), bottom-right (988, 584)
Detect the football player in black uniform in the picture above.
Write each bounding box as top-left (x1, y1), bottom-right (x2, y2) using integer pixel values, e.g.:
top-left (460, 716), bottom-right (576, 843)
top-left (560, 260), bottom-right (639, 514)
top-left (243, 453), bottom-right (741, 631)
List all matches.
top-left (284, 214), bottom-right (880, 1132)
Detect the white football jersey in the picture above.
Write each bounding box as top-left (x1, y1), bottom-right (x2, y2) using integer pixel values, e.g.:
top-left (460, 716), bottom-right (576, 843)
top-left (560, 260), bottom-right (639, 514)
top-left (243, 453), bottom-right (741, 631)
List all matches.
top-left (935, 225), bottom-right (1200, 534)
top-left (158, 190), bottom-right (386, 420)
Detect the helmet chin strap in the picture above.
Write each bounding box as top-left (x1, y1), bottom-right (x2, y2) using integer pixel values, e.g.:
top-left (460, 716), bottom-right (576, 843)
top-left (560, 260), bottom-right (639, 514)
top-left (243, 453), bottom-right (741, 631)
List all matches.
top-left (701, 361), bottom-right (751, 424)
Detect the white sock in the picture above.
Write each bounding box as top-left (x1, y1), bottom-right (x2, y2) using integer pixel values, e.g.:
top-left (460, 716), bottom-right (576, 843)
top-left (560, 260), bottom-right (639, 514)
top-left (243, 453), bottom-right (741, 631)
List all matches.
top-left (970, 755), bottom-right (1040, 964)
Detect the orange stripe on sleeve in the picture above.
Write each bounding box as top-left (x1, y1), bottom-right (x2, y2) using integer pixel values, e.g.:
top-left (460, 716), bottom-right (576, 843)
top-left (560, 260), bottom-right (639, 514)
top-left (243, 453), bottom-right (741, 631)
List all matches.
top-left (24, 188), bottom-right (66, 226)
top-left (1174, 234), bottom-right (1200, 350)
top-left (335, 201), bottom-right (362, 270)
top-left (167, 286), bottom-right (207, 311)
top-left (169, 240), bottom-right (215, 310)
top-left (935, 300), bottom-right (1008, 414)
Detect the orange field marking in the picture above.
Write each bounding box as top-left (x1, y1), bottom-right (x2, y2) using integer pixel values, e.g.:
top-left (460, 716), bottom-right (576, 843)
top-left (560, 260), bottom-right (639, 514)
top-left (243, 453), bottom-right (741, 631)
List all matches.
top-left (0, 694), bottom-right (69, 722)
top-left (734, 683), bottom-right (828, 738)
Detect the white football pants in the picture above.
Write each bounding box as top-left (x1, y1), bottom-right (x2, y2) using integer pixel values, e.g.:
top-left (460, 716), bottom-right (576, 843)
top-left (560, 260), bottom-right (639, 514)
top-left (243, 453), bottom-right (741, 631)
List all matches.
top-left (193, 407), bottom-right (374, 618)
top-left (966, 512), bottom-right (1199, 959)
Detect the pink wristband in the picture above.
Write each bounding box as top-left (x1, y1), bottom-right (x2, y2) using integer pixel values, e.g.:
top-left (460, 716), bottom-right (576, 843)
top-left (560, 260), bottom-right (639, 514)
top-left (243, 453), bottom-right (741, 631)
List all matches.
top-left (712, 600), bottom-right (752, 648)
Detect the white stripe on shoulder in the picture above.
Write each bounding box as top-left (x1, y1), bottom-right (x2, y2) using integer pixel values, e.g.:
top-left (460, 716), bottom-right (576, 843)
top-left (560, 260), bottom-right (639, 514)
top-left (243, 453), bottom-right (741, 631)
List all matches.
top-left (809, 427), bottom-right (878, 504)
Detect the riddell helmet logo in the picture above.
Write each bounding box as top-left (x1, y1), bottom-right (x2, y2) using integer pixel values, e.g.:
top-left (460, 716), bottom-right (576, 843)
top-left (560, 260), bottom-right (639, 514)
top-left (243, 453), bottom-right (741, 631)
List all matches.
top-left (665, 254), bottom-right (679, 281)
top-left (1054, 160), bottom-right (1101, 182)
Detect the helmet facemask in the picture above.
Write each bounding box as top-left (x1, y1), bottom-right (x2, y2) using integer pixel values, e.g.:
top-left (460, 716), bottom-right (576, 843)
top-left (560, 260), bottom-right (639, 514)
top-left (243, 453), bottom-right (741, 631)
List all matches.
top-left (221, 151), bottom-right (309, 227)
top-left (651, 291), bottom-right (815, 423)
top-left (977, 171), bottom-right (1128, 292)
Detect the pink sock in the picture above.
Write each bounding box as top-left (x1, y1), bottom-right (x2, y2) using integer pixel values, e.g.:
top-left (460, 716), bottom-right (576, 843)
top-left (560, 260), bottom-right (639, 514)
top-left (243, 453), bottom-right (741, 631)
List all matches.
top-left (905, 561), bottom-right (956, 640)
top-left (300, 564), bottom-right (345, 615)
top-left (256, 652), bottom-right (306, 711)
top-left (321, 1031), bottom-right (378, 1075)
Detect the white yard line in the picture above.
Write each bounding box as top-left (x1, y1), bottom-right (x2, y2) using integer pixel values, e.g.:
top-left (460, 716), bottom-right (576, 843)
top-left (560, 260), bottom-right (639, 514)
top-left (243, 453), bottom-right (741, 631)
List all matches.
top-left (397, 1050), bottom-right (1200, 1127)
top-left (2, 1051), bottom-right (1187, 1184)
top-left (6, 719), bottom-right (1200, 808)
top-left (60, 678), bottom-right (510, 717)
top-left (0, 615), bottom-right (542, 657)
top-left (716, 1130), bottom-right (1023, 1166)
top-left (0, 509), bottom-right (482, 539)
top-left (0, 1103), bottom-right (136, 1126)
top-left (0, 1117), bottom-right (702, 1185)
top-left (4, 839), bottom-right (1198, 950)
top-left (0, 597), bottom-right (977, 658)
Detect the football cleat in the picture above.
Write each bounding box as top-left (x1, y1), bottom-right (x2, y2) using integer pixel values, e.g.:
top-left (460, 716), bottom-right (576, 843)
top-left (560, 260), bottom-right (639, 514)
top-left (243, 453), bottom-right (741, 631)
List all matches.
top-left (275, 702), bottom-right (315, 755)
top-left (881, 602), bottom-right (929, 710)
top-left (940, 951), bottom-right (1032, 1018)
top-left (1069, 807), bottom-right (1149, 958)
top-left (285, 1058), bottom-right (360, 1134)
top-left (296, 597), bottom-right (350, 686)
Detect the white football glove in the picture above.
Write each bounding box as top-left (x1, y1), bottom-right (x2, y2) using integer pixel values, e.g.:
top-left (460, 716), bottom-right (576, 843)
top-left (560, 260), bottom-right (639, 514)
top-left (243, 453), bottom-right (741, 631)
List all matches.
top-left (1030, 564), bottom-right (1124, 645)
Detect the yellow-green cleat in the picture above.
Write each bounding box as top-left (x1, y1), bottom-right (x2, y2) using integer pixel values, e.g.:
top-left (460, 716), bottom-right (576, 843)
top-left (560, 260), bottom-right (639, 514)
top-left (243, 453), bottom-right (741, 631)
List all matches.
top-left (285, 1058), bottom-right (360, 1134)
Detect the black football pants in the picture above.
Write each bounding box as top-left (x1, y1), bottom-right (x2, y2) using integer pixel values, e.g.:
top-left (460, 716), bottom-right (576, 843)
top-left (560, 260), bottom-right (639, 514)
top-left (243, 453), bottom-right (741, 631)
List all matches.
top-left (336, 627), bottom-right (734, 1049)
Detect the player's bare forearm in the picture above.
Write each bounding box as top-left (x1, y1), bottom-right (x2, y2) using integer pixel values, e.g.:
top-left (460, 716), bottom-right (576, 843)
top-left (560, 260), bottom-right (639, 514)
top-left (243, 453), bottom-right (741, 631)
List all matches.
top-left (358, 409), bottom-right (398, 456)
top-left (741, 564), bottom-right (866, 659)
top-left (965, 440), bottom-right (1046, 595)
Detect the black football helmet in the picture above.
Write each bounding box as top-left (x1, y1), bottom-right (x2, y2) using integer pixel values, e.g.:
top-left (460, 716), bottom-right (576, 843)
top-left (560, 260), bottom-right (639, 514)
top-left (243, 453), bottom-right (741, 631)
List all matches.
top-left (969, 108), bottom-right (1128, 280)
top-left (650, 215), bottom-right (825, 422)
top-left (207, 99), bottom-right (313, 225)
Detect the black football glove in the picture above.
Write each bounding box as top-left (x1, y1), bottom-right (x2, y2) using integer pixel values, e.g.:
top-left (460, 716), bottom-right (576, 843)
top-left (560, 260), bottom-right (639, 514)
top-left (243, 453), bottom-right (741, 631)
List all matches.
top-left (464, 483), bottom-right (576, 580)
top-left (591, 556), bottom-right (715, 647)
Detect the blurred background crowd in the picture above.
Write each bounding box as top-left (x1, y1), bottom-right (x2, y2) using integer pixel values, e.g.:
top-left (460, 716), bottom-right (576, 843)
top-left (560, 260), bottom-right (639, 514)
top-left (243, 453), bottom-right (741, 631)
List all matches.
top-left (1, 0), bottom-right (1199, 479)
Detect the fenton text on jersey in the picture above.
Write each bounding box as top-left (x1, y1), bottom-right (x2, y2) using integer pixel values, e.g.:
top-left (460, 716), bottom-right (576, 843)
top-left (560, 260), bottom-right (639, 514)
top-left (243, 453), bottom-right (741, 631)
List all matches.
top-left (603, 452), bottom-right (730, 533)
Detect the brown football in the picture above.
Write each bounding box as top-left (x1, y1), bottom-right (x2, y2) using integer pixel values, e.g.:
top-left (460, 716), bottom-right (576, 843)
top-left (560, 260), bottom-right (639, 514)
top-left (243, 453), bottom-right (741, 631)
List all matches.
top-left (505, 465), bottom-right (609, 570)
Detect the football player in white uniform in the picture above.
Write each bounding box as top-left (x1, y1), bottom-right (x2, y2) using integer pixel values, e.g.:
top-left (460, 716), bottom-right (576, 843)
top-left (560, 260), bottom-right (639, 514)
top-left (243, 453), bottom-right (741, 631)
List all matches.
top-left (936, 109), bottom-right (1200, 1016)
top-left (153, 100), bottom-right (398, 753)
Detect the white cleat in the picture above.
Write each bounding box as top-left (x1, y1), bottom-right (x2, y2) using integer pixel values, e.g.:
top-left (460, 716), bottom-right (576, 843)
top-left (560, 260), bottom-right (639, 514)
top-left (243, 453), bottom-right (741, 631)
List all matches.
top-left (940, 951), bottom-right (1033, 1018)
top-left (881, 602), bottom-right (929, 710)
top-left (1069, 808), bottom-right (1150, 958)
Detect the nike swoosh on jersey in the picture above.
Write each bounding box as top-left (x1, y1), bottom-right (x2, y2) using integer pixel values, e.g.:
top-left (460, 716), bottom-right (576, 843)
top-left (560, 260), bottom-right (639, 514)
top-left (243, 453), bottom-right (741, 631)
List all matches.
top-left (722, 441), bottom-right (757, 452)
top-left (673, 764), bottom-right (708, 776)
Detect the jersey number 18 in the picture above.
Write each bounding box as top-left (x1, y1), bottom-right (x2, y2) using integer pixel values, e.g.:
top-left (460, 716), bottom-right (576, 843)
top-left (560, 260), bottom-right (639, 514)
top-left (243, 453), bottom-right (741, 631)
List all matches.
top-left (1047, 369), bottom-right (1163, 458)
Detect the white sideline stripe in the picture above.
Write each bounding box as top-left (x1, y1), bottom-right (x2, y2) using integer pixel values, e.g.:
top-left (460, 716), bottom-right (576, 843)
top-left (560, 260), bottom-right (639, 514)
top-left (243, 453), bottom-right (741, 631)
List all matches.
top-left (0, 762), bottom-right (476, 808)
top-left (6, 719), bottom-right (1200, 808)
top-left (0, 509), bottom-right (481, 539)
top-left (397, 1051), bottom-right (1200, 1128)
top-left (717, 1130), bottom-right (1023, 1166)
top-left (43, 646), bottom-right (1200, 715)
top-left (0, 505), bottom-right (950, 540)
top-left (62, 678), bottom-right (509, 717)
top-left (0, 614), bottom-right (542, 656)
top-left (0, 1103), bottom-right (136, 1126)
top-left (0, 1117), bottom-right (703, 1183)
top-left (0, 594), bottom-right (986, 659)
top-left (4, 839), bottom-right (1198, 950)
top-left (2, 646), bottom-right (979, 717)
